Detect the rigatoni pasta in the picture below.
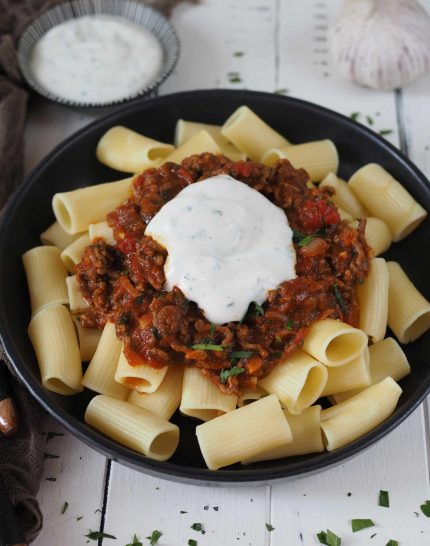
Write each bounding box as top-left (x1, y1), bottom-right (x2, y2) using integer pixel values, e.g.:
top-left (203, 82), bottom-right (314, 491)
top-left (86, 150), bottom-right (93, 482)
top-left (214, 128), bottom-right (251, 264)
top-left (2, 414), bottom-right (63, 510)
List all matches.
top-left (320, 172), bottom-right (367, 218)
top-left (349, 163), bottom-right (427, 241)
top-left (40, 221), bottom-right (81, 250)
top-left (22, 246), bottom-right (69, 316)
top-left (357, 258), bottom-right (389, 342)
top-left (60, 233), bottom-right (91, 273)
top-left (351, 217), bottom-right (392, 256)
top-left (196, 394), bottom-right (292, 470)
top-left (321, 349), bottom-right (370, 396)
top-left (85, 394), bottom-right (180, 461)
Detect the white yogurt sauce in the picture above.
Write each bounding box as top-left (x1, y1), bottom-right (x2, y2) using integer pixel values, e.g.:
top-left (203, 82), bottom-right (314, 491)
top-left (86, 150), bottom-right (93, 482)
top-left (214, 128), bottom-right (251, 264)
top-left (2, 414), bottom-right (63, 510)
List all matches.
top-left (30, 15), bottom-right (163, 104)
top-left (146, 175), bottom-right (297, 324)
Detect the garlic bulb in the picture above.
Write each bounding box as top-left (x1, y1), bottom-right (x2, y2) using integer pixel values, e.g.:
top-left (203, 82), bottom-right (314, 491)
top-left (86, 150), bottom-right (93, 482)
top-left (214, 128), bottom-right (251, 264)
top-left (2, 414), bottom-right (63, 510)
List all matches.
top-left (329, 0), bottom-right (430, 91)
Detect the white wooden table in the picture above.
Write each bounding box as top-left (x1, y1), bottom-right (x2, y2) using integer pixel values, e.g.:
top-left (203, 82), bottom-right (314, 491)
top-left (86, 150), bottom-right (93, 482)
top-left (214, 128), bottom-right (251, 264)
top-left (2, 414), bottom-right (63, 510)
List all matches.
top-left (24, 1), bottom-right (430, 544)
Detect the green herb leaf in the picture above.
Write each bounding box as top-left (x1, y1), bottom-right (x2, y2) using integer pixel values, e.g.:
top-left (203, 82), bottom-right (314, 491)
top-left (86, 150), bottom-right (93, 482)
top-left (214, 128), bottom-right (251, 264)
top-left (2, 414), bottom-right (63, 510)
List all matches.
top-left (420, 500), bottom-right (430, 517)
top-left (379, 129), bottom-right (393, 136)
top-left (351, 519), bottom-right (374, 532)
top-left (350, 112), bottom-right (360, 121)
top-left (125, 534), bottom-right (143, 546)
top-left (333, 284), bottom-right (347, 314)
top-left (385, 541), bottom-right (398, 546)
top-left (379, 490), bottom-right (389, 508)
top-left (210, 323), bottom-right (216, 343)
top-left (285, 319), bottom-right (295, 330)
top-left (266, 523), bottom-right (275, 532)
top-left (366, 115), bottom-right (374, 126)
top-left (240, 301), bottom-right (265, 322)
top-left (118, 314), bottom-right (130, 325)
top-left (233, 51), bottom-right (244, 57)
top-left (61, 501), bottom-right (69, 514)
top-left (134, 293), bottom-right (144, 305)
top-left (191, 523), bottom-right (203, 532)
top-left (317, 530), bottom-right (341, 545)
top-left (230, 350), bottom-right (253, 360)
top-left (274, 88), bottom-right (289, 95)
top-left (77, 516), bottom-right (83, 521)
top-left (255, 302), bottom-right (264, 316)
top-left (371, 534), bottom-right (377, 539)
top-left (188, 540), bottom-right (197, 546)
top-left (85, 530), bottom-right (117, 541)
top-left (146, 530), bottom-right (162, 545)
top-left (220, 366), bottom-right (245, 383)
top-left (191, 343), bottom-right (224, 352)
top-left (292, 228), bottom-right (307, 242)
top-left (298, 234), bottom-right (314, 247)
top-left (180, 510), bottom-right (188, 514)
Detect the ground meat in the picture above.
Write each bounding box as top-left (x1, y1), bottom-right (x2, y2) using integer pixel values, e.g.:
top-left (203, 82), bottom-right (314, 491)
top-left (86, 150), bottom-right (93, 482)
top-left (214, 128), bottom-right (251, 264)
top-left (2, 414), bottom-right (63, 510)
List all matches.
top-left (76, 153), bottom-right (371, 394)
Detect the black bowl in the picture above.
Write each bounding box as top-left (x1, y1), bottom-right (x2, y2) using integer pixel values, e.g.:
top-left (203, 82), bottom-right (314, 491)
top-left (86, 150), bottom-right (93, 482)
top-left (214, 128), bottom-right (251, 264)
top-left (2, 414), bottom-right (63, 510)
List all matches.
top-left (1, 90), bottom-right (429, 485)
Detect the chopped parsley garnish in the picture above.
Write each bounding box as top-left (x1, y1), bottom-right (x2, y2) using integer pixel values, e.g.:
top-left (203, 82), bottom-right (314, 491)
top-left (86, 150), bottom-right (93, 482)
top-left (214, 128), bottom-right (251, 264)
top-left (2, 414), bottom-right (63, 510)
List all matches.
top-left (351, 519), bottom-right (374, 532)
top-left (191, 523), bottom-right (204, 532)
top-left (209, 323), bottom-right (216, 343)
top-left (333, 284), bottom-right (347, 314)
top-left (266, 523), bottom-right (275, 532)
top-left (240, 301), bottom-right (264, 322)
top-left (61, 501), bottom-right (69, 514)
top-left (180, 510), bottom-right (188, 514)
top-left (220, 366), bottom-right (245, 383)
top-left (230, 350), bottom-right (253, 360)
top-left (234, 51), bottom-right (244, 57)
top-left (347, 492), bottom-right (352, 497)
top-left (379, 129), bottom-right (393, 136)
top-left (298, 234), bottom-right (314, 247)
top-left (286, 319), bottom-right (295, 330)
top-left (350, 112), bottom-right (360, 121)
top-left (213, 506), bottom-right (219, 511)
top-left (85, 530), bottom-right (117, 541)
top-left (118, 313), bottom-right (130, 325)
top-left (188, 540), bottom-right (197, 546)
top-left (385, 541), bottom-right (398, 546)
top-left (134, 293), bottom-right (144, 305)
top-left (292, 228), bottom-right (307, 242)
top-left (274, 88), bottom-right (289, 95)
top-left (317, 529), bottom-right (341, 545)
top-left (77, 516), bottom-right (83, 521)
top-left (126, 534), bottom-right (143, 546)
top-left (191, 343), bottom-right (224, 352)
top-left (228, 71), bottom-right (242, 83)
top-left (366, 115), bottom-right (374, 126)
top-left (420, 500), bottom-right (430, 517)
top-left (146, 530), bottom-right (162, 545)
top-left (379, 490), bottom-right (389, 507)
top-left (371, 533), bottom-right (377, 539)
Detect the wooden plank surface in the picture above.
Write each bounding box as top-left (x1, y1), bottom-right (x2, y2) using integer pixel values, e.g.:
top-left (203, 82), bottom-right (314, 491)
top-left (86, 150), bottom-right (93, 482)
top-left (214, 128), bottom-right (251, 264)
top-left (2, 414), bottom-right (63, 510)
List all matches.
top-left (23, 0), bottom-right (430, 544)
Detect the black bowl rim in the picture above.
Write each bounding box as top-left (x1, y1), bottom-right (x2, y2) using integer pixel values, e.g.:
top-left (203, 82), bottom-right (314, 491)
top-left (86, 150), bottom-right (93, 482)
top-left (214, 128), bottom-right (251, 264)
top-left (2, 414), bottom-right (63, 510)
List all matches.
top-left (1, 89), bottom-right (430, 485)
top-left (17, 0), bottom-right (180, 108)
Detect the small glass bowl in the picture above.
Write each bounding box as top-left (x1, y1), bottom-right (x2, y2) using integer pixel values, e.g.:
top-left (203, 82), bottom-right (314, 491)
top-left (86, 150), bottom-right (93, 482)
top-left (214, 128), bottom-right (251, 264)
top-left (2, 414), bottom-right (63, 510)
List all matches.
top-left (17, 0), bottom-right (180, 108)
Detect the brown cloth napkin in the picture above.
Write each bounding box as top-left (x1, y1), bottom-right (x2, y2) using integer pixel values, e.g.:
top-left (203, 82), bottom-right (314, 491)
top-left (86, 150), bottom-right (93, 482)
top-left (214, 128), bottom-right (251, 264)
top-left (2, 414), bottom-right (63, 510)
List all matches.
top-left (0, 0), bottom-right (194, 542)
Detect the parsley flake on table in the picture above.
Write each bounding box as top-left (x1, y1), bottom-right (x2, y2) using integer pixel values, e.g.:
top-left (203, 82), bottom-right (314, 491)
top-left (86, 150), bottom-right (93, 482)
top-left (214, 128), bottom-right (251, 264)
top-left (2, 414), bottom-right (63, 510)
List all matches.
top-left (220, 366), bottom-right (245, 383)
top-left (420, 500), bottom-right (430, 517)
top-left (351, 519), bottom-right (375, 532)
top-left (146, 530), bottom-right (162, 545)
top-left (125, 534), bottom-right (143, 546)
top-left (188, 540), bottom-right (197, 546)
top-left (350, 112), bottom-right (360, 121)
top-left (191, 523), bottom-right (204, 532)
top-left (85, 530), bottom-right (117, 541)
top-left (379, 490), bottom-right (390, 507)
top-left (316, 529), bottom-right (341, 545)
top-left (370, 533), bottom-right (377, 539)
top-left (385, 541), bottom-right (398, 546)
top-left (266, 523), bottom-right (275, 532)
top-left (233, 51), bottom-right (244, 57)
top-left (61, 501), bottom-right (69, 514)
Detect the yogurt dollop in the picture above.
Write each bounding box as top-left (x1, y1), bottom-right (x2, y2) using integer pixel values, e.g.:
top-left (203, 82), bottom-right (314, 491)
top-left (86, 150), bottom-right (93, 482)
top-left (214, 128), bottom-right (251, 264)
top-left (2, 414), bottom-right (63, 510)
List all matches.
top-left (30, 15), bottom-right (163, 104)
top-left (146, 174), bottom-right (297, 324)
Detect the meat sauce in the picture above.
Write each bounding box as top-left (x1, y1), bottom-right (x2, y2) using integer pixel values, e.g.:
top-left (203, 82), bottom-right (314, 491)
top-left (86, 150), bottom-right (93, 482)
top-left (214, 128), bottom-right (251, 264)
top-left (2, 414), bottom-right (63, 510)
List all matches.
top-left (76, 153), bottom-right (371, 394)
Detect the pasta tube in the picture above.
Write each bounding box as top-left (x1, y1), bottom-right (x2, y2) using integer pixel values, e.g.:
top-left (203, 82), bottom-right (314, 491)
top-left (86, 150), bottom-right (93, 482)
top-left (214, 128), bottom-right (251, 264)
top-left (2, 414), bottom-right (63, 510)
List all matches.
top-left (261, 140), bottom-right (339, 182)
top-left (321, 377), bottom-right (402, 450)
top-left (237, 386), bottom-right (268, 408)
top-left (321, 349), bottom-right (370, 396)
top-left (66, 275), bottom-right (89, 312)
top-left (163, 130), bottom-right (221, 164)
top-left (115, 351), bottom-right (168, 393)
top-left (221, 106), bottom-right (289, 161)
top-left (243, 406), bottom-right (324, 463)
top-left (40, 221), bottom-right (81, 250)
top-left (351, 217), bottom-right (392, 256)
top-left (22, 246), bottom-right (69, 316)
top-left (96, 126), bottom-right (174, 173)
top-left (88, 221), bottom-right (115, 245)
top-left (196, 394), bottom-right (292, 470)
top-left (53, 177), bottom-right (133, 234)
top-left (387, 261), bottom-right (430, 343)
top-left (85, 395), bottom-right (179, 461)
top-left (73, 318), bottom-right (102, 362)
top-left (180, 367), bottom-right (237, 421)
top-left (302, 319), bottom-right (368, 367)
top-left (320, 172), bottom-right (367, 218)
top-left (127, 365), bottom-right (184, 421)
top-left (259, 349), bottom-right (327, 414)
top-left (60, 233), bottom-right (91, 273)
top-left (28, 304), bottom-right (82, 395)
top-left (82, 322), bottom-right (129, 399)
top-left (357, 258), bottom-right (389, 342)
top-left (349, 164), bottom-right (427, 241)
